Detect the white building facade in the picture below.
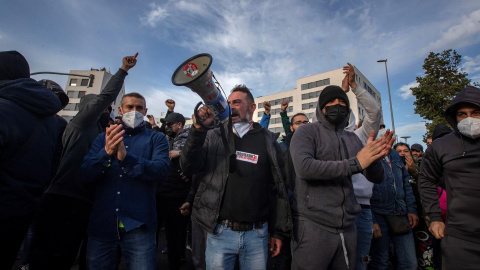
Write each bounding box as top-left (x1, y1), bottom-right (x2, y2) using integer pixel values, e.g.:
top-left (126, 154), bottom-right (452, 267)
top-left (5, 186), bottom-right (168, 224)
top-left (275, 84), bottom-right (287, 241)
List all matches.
top-left (60, 69), bottom-right (125, 122)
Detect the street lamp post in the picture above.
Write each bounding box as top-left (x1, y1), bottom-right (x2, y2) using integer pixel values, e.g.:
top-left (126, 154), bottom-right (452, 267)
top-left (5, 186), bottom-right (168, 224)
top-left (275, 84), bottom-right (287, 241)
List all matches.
top-left (30, 72), bottom-right (95, 87)
top-left (400, 136), bottom-right (411, 143)
top-left (377, 59), bottom-right (395, 139)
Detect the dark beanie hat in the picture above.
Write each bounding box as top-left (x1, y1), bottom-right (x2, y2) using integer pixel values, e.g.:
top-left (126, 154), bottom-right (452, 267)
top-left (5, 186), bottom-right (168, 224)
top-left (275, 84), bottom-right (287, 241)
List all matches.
top-left (0, 51), bottom-right (30, 81)
top-left (318, 85), bottom-right (350, 110)
top-left (38, 79), bottom-right (69, 109)
top-left (432, 123), bottom-right (452, 141)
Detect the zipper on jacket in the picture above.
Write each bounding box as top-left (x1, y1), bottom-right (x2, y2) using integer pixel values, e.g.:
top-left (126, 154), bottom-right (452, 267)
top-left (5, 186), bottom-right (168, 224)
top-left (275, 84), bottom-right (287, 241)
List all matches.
top-left (337, 134), bottom-right (346, 229)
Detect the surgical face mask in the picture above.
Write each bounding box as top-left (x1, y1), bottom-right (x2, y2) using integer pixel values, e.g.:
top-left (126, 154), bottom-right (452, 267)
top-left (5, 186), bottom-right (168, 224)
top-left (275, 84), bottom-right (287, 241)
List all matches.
top-left (324, 104), bottom-right (349, 125)
top-left (457, 117), bottom-right (480, 139)
top-left (122, 110), bottom-right (144, 129)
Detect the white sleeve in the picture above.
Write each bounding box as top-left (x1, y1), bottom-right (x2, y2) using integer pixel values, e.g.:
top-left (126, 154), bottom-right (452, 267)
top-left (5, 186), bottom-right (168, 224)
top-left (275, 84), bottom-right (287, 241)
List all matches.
top-left (353, 85), bottom-right (381, 144)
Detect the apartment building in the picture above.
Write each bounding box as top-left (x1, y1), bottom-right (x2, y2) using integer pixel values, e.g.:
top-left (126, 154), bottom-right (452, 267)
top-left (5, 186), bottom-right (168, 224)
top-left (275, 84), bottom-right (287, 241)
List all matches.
top-left (59, 68), bottom-right (125, 122)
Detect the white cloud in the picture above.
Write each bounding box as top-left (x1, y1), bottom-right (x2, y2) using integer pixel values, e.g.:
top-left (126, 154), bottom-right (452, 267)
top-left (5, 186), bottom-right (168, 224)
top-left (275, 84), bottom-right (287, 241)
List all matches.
top-left (395, 122), bottom-right (427, 136)
top-left (140, 3), bottom-right (168, 27)
top-left (429, 9), bottom-right (480, 50)
top-left (398, 81), bottom-right (418, 100)
top-left (461, 55), bottom-right (480, 75)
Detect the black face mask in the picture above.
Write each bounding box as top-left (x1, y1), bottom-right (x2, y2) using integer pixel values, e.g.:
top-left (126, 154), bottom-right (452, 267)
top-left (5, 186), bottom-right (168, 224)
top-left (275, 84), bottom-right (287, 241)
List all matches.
top-left (324, 104), bottom-right (348, 125)
top-left (100, 112), bottom-right (112, 130)
top-left (165, 127), bottom-right (176, 138)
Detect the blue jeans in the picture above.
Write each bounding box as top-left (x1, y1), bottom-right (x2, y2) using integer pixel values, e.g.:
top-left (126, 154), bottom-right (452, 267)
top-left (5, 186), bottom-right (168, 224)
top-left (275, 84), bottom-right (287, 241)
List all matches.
top-left (86, 226), bottom-right (156, 270)
top-left (355, 209), bottom-right (373, 270)
top-left (370, 213), bottom-right (417, 270)
top-left (206, 221), bottom-right (268, 270)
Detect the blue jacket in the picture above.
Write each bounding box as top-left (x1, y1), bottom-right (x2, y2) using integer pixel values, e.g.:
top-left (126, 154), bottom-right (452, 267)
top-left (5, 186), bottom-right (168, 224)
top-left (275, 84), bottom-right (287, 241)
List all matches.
top-left (81, 123), bottom-right (170, 241)
top-left (371, 150), bottom-right (417, 217)
top-left (0, 78), bottom-right (61, 218)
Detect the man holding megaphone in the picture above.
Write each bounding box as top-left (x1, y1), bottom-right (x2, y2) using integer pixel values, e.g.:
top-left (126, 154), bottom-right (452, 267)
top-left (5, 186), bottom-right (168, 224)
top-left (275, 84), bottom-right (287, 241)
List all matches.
top-left (180, 85), bottom-right (291, 270)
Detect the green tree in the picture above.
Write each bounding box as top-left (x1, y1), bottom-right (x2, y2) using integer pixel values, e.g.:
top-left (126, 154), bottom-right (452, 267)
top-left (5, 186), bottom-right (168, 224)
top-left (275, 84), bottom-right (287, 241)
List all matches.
top-left (411, 49), bottom-right (472, 137)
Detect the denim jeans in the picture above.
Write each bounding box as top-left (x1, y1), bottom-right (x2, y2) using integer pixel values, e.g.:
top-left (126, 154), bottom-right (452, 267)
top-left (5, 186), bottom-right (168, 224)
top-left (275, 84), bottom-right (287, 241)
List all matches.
top-left (206, 221), bottom-right (268, 270)
top-left (355, 209), bottom-right (373, 270)
top-left (370, 213), bottom-right (417, 270)
top-left (86, 226), bottom-right (156, 270)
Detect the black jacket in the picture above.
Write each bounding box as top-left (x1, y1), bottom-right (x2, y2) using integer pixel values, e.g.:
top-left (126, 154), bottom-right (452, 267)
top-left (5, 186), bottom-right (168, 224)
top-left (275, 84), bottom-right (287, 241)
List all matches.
top-left (46, 69), bottom-right (127, 204)
top-left (419, 85), bottom-right (480, 243)
top-left (0, 78), bottom-right (61, 218)
top-left (180, 123), bottom-right (292, 238)
top-left (157, 129), bottom-right (191, 199)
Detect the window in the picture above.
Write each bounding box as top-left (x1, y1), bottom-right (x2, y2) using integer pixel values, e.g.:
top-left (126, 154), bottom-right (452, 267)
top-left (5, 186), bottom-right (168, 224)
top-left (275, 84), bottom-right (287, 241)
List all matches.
top-left (81, 79), bottom-right (89, 86)
top-left (64, 103), bottom-right (78, 111)
top-left (302, 79), bottom-right (330, 91)
top-left (78, 91), bottom-right (86, 98)
top-left (258, 111), bottom-right (264, 117)
top-left (258, 102), bottom-right (263, 108)
top-left (302, 102), bottom-right (317, 110)
top-left (67, 91), bottom-right (76, 98)
top-left (69, 79), bottom-right (78, 86)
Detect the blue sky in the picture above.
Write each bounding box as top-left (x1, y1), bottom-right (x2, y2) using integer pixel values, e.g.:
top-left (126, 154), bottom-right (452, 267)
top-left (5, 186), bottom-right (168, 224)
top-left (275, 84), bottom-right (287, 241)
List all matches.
top-left (1, 0), bottom-right (480, 147)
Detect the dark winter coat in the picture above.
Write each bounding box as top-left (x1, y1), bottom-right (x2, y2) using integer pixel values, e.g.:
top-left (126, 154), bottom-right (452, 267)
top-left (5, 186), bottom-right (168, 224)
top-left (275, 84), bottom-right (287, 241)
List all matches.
top-left (0, 78), bottom-right (61, 218)
top-left (419, 86), bottom-right (480, 243)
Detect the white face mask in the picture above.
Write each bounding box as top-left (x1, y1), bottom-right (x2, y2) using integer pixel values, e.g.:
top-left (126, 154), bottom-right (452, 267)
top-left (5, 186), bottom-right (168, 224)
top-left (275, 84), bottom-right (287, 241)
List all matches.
top-left (233, 122), bottom-right (252, 138)
top-left (457, 117), bottom-right (480, 139)
top-left (122, 110), bottom-right (145, 129)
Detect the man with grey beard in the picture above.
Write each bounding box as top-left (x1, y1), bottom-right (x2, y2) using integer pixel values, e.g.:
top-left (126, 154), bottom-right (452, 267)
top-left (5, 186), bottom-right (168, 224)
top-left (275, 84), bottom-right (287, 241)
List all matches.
top-left (180, 85), bottom-right (292, 270)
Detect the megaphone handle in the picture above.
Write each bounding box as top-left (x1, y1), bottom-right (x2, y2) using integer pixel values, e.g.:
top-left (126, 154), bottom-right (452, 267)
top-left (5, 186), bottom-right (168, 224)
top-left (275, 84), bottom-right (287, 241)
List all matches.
top-left (194, 101), bottom-right (215, 130)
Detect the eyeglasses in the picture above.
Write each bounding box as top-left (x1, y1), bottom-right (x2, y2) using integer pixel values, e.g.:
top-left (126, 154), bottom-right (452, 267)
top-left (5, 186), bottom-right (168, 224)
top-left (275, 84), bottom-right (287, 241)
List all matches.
top-left (165, 122), bottom-right (178, 127)
top-left (293, 121), bottom-right (309, 125)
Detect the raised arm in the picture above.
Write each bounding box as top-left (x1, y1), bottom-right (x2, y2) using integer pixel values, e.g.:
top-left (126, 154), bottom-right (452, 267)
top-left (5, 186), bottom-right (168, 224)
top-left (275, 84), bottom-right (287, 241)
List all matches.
top-left (280, 101), bottom-right (292, 134)
top-left (343, 63), bottom-right (381, 144)
top-left (73, 53), bottom-right (138, 127)
top-left (259, 101), bottom-right (271, 129)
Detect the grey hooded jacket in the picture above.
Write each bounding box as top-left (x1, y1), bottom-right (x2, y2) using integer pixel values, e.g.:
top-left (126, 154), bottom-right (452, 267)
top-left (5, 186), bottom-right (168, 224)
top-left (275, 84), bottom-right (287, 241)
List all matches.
top-left (290, 98), bottom-right (384, 232)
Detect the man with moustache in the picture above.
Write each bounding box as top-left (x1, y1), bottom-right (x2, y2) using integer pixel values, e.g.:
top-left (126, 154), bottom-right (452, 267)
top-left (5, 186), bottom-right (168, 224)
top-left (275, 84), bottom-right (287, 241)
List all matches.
top-left (180, 85), bottom-right (291, 270)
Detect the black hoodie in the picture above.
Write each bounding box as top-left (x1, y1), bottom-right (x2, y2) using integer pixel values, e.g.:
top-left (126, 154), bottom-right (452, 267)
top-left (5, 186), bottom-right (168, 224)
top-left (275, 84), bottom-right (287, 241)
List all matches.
top-left (419, 85), bottom-right (480, 243)
top-left (0, 78), bottom-right (61, 218)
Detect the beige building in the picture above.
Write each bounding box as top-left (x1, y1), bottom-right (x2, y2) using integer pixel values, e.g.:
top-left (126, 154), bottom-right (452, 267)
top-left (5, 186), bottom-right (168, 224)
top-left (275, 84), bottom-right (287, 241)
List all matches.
top-left (253, 66), bottom-right (382, 135)
top-left (60, 68), bottom-right (125, 122)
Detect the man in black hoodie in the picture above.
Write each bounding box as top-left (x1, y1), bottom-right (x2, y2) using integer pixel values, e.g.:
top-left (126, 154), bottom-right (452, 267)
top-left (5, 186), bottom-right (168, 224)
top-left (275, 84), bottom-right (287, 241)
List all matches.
top-left (419, 85), bottom-right (480, 269)
top-left (30, 53), bottom-right (138, 270)
top-left (0, 51), bottom-right (62, 269)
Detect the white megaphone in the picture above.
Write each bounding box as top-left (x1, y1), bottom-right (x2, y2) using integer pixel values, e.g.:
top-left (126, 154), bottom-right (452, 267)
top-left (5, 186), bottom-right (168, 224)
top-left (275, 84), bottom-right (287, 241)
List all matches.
top-left (171, 53), bottom-right (230, 129)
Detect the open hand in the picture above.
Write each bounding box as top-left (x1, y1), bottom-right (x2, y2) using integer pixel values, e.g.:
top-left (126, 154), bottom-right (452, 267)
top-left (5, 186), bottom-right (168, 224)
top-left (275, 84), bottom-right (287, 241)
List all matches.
top-left (104, 124), bottom-right (125, 156)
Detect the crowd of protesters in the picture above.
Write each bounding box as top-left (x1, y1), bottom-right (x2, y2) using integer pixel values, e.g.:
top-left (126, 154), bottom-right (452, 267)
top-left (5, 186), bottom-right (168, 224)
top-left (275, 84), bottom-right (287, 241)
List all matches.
top-left (0, 50), bottom-right (479, 270)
